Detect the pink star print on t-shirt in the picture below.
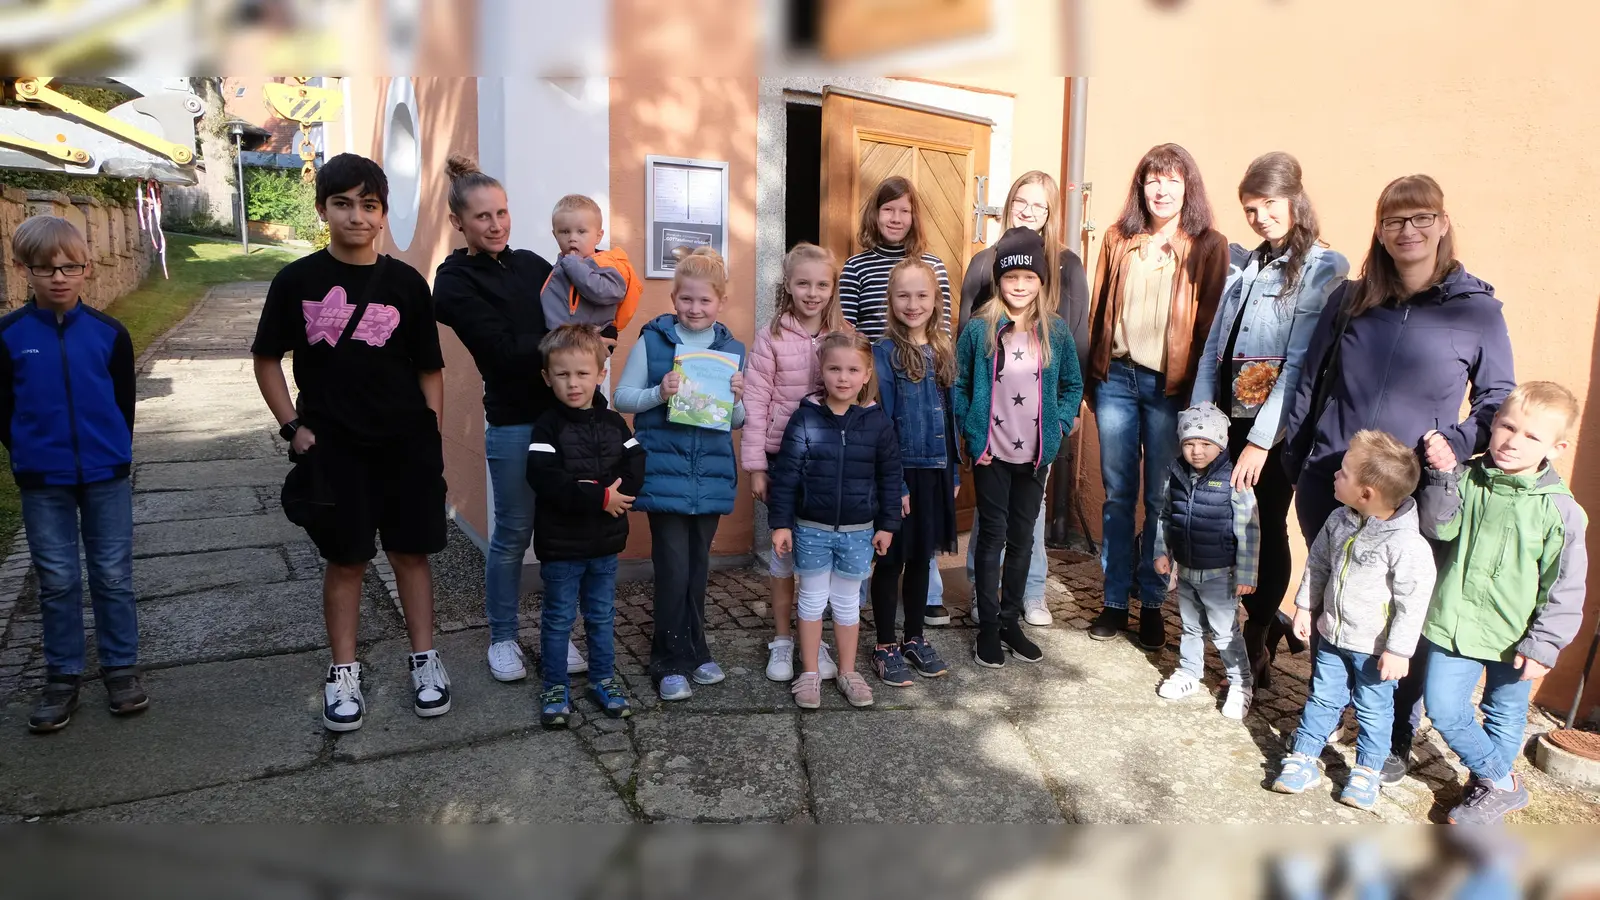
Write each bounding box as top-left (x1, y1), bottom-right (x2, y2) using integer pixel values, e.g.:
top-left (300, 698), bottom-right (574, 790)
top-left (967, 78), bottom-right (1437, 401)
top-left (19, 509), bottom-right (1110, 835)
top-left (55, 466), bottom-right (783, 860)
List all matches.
top-left (302, 286), bottom-right (400, 347)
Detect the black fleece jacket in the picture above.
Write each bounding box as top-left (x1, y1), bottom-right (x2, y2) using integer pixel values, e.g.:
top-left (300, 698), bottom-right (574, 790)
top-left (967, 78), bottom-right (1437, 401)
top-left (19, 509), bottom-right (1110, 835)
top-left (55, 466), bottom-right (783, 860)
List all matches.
top-left (434, 247), bottom-right (557, 425)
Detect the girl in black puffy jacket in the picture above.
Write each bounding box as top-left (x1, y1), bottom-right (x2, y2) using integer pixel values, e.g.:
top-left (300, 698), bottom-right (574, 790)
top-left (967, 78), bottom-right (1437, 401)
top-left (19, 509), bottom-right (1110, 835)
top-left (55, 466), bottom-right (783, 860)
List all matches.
top-left (768, 332), bottom-right (902, 711)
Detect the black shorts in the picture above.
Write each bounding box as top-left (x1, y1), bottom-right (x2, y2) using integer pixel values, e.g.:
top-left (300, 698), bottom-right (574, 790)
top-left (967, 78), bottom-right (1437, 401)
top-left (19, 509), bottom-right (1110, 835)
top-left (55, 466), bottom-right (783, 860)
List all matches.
top-left (293, 428), bottom-right (448, 564)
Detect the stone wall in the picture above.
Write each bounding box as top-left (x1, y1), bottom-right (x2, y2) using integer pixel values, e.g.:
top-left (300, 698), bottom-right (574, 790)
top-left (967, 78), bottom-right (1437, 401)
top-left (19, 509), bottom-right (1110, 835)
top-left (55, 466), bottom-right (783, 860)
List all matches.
top-left (0, 187), bottom-right (154, 311)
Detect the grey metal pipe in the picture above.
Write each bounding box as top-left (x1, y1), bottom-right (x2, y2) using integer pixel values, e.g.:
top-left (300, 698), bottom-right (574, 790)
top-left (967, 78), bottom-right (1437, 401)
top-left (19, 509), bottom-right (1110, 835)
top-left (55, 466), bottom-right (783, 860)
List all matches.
top-left (1047, 77), bottom-right (1093, 553)
top-left (1064, 77), bottom-right (1087, 263)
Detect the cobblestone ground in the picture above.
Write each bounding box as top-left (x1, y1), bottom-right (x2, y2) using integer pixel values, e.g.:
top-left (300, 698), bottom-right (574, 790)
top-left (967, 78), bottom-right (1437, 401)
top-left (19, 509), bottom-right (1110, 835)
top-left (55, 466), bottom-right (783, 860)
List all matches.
top-left (0, 284), bottom-right (1596, 830)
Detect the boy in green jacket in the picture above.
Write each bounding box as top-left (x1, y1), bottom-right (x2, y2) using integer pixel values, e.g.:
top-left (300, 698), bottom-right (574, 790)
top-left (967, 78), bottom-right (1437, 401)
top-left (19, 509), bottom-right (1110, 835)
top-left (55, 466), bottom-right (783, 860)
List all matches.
top-left (1418, 381), bottom-right (1589, 824)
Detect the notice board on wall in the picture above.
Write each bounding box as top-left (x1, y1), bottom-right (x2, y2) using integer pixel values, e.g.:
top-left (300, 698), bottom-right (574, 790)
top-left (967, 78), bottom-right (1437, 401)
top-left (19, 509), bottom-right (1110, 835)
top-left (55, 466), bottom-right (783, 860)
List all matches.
top-left (645, 155), bottom-right (730, 279)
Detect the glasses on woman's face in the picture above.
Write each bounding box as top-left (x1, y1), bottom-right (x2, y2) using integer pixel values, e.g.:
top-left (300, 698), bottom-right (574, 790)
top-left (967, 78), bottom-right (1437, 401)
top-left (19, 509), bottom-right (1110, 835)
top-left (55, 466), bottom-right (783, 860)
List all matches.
top-left (1379, 213), bottom-right (1439, 233)
top-left (1011, 198), bottom-right (1049, 217)
top-left (27, 264), bottom-right (87, 277)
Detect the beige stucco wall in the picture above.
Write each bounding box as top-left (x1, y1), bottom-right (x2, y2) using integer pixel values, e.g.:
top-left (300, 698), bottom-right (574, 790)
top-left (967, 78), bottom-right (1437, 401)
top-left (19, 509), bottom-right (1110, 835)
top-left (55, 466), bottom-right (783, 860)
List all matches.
top-left (1080, 0), bottom-right (1600, 715)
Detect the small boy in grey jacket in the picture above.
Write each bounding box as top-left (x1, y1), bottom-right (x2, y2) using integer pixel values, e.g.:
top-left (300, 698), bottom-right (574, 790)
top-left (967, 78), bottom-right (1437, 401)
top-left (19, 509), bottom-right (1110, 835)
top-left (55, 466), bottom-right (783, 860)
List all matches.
top-left (1271, 429), bottom-right (1437, 811)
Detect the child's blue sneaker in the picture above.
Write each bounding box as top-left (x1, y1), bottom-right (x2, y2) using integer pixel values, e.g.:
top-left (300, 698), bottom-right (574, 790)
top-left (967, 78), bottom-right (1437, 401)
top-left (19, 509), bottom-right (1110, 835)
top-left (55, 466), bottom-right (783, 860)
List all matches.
top-left (587, 677), bottom-right (633, 718)
top-left (872, 645), bottom-right (914, 687)
top-left (659, 674), bottom-right (693, 701)
top-left (1271, 752), bottom-right (1324, 794)
top-left (691, 662), bottom-right (725, 685)
top-left (539, 684), bottom-right (572, 729)
top-left (1338, 765), bottom-right (1382, 811)
top-left (902, 636), bottom-right (948, 677)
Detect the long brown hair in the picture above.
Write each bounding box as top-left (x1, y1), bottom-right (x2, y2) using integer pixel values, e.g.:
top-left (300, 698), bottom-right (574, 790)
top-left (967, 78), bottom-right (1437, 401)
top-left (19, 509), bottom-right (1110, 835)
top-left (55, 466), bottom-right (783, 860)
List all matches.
top-left (1113, 143), bottom-right (1215, 239)
top-left (772, 242), bottom-right (847, 336)
top-left (856, 175), bottom-right (927, 258)
top-left (1346, 175), bottom-right (1457, 316)
top-left (1001, 170), bottom-right (1062, 309)
top-left (884, 259), bottom-right (956, 387)
top-left (1238, 151), bottom-right (1321, 298)
top-left (818, 330), bottom-right (879, 406)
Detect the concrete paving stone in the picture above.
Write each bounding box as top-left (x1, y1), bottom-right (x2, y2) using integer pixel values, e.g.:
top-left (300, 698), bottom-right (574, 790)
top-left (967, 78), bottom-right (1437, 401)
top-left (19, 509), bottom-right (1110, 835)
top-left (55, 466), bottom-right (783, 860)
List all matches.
top-left (133, 513), bottom-right (304, 557)
top-left (330, 629), bottom-right (632, 762)
top-left (1, 834), bottom-right (320, 900)
top-left (133, 431), bottom-right (277, 464)
top-left (1015, 704), bottom-right (1392, 824)
top-left (132, 486), bottom-right (264, 525)
top-left (63, 734), bottom-right (633, 824)
top-left (647, 627), bottom-right (1166, 715)
top-left (0, 651), bottom-right (329, 815)
top-left (634, 713), bottom-right (805, 822)
top-left (136, 580), bottom-right (398, 668)
top-left (135, 457), bottom-right (289, 491)
top-left (135, 547), bottom-right (288, 599)
top-left (803, 709), bottom-right (1065, 823)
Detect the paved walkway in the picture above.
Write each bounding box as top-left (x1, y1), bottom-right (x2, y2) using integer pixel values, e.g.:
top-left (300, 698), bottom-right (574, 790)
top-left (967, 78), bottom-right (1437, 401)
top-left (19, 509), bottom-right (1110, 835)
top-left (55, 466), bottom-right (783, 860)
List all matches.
top-left (0, 284), bottom-right (1597, 827)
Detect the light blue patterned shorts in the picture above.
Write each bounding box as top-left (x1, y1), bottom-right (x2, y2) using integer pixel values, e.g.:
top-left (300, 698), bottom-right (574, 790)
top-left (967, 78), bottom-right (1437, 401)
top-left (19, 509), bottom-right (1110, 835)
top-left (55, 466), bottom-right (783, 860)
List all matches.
top-left (793, 524), bottom-right (874, 580)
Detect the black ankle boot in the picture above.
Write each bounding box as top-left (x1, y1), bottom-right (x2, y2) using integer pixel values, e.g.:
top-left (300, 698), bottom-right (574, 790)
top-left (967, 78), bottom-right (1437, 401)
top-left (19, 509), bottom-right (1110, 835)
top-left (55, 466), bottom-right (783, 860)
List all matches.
top-left (973, 626), bottom-right (1005, 669)
top-left (1088, 606), bottom-right (1128, 641)
top-left (1273, 609), bottom-right (1306, 655)
top-left (1138, 606), bottom-right (1165, 651)
top-left (999, 621), bottom-right (1043, 662)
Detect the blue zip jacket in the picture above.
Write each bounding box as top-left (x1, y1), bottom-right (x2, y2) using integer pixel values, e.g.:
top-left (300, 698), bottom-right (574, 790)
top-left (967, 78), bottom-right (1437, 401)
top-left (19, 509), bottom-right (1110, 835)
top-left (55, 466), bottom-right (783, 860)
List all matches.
top-left (954, 313), bottom-right (1083, 475)
top-left (628, 314), bottom-right (745, 516)
top-left (0, 300), bottom-right (135, 488)
top-left (1162, 456), bottom-right (1237, 570)
top-left (1282, 265), bottom-right (1515, 485)
top-left (768, 395), bottom-right (902, 533)
top-left (872, 338), bottom-right (960, 495)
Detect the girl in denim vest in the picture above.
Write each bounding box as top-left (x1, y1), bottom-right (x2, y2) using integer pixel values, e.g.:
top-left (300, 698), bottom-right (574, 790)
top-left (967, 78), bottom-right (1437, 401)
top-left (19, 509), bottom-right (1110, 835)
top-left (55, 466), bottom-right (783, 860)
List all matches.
top-left (613, 247), bottom-right (746, 703)
top-left (868, 259), bottom-right (961, 687)
top-left (745, 243), bottom-right (849, 684)
top-left (1192, 152), bottom-right (1349, 688)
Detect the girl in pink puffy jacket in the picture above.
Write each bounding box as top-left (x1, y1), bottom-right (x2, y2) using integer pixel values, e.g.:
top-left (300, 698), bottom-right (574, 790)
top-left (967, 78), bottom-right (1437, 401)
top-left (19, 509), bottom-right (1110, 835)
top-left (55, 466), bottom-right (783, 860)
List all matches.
top-left (745, 242), bottom-right (850, 684)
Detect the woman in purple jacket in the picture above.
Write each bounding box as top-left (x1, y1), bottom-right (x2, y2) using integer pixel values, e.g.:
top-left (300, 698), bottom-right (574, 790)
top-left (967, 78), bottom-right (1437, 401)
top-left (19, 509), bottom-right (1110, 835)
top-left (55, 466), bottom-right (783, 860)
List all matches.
top-left (1283, 173), bottom-right (1516, 787)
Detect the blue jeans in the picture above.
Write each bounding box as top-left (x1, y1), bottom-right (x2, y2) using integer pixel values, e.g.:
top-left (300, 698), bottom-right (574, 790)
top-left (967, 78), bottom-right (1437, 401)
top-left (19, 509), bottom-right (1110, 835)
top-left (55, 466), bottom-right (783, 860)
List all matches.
top-left (1423, 640), bottom-right (1534, 782)
top-left (960, 499), bottom-right (1047, 604)
top-left (485, 423), bottom-right (536, 643)
top-left (1292, 641), bottom-right (1398, 771)
top-left (1096, 359), bottom-right (1180, 610)
top-left (22, 478), bottom-right (138, 675)
top-left (539, 555), bottom-right (618, 688)
top-left (1176, 567), bottom-right (1250, 687)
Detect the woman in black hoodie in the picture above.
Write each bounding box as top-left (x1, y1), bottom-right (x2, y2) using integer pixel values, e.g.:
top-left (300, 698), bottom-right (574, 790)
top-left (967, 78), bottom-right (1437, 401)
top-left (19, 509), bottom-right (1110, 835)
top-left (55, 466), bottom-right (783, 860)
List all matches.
top-left (432, 155), bottom-right (583, 684)
top-left (1283, 173), bottom-right (1516, 786)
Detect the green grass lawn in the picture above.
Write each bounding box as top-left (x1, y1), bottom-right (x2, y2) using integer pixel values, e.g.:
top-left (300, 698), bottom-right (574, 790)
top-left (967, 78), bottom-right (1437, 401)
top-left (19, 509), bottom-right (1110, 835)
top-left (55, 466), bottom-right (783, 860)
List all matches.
top-left (0, 234), bottom-right (303, 551)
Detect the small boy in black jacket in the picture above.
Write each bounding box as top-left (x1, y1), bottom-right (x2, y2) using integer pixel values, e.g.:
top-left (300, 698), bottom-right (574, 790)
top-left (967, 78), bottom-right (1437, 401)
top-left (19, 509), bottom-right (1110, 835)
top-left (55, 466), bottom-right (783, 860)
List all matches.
top-left (526, 325), bottom-right (646, 727)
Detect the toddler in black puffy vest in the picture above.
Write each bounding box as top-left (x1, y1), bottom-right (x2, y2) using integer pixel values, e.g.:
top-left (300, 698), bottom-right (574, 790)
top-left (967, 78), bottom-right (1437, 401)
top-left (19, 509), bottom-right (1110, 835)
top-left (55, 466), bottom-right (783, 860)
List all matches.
top-left (1152, 402), bottom-right (1261, 720)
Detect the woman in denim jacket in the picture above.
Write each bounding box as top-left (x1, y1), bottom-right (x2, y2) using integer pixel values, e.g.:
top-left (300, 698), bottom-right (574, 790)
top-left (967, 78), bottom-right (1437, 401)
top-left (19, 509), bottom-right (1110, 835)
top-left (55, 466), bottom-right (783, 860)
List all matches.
top-left (1192, 152), bottom-right (1349, 687)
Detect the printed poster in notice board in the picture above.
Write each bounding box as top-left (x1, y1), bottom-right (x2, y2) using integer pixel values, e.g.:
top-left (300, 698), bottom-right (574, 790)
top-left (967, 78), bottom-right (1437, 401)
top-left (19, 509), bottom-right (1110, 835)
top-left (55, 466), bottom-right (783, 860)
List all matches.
top-left (646, 155), bottom-right (730, 279)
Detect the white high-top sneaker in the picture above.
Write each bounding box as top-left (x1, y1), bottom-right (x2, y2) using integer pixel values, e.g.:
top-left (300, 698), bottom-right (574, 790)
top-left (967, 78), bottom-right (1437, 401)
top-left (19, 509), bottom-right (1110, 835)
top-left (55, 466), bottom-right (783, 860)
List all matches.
top-left (323, 662), bottom-right (364, 732)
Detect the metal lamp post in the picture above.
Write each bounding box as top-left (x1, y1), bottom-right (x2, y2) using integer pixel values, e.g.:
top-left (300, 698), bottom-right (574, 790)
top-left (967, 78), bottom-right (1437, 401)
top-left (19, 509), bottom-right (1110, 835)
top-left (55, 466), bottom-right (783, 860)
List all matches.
top-left (226, 120), bottom-right (249, 255)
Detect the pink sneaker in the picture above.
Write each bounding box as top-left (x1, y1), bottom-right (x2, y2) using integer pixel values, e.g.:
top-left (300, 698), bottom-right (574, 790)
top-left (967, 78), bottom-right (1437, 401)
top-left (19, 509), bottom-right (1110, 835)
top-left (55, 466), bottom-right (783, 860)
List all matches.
top-left (835, 671), bottom-right (875, 708)
top-left (791, 672), bottom-right (821, 709)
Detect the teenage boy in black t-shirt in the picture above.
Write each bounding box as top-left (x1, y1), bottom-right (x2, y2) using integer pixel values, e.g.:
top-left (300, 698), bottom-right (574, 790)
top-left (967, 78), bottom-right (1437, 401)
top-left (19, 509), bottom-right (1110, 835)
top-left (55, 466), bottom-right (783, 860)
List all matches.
top-left (252, 153), bottom-right (452, 733)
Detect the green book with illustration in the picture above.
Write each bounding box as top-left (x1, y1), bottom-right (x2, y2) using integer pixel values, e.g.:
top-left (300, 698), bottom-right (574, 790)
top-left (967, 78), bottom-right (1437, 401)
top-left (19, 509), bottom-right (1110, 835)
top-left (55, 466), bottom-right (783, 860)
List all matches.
top-left (668, 348), bottom-right (739, 432)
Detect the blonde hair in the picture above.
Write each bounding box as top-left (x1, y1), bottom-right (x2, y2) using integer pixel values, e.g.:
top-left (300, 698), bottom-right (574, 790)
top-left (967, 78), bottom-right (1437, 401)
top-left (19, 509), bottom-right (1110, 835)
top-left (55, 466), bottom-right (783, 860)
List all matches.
top-left (1502, 381), bottom-right (1580, 439)
top-left (444, 154), bottom-right (504, 217)
top-left (856, 175), bottom-right (927, 257)
top-left (539, 323), bottom-right (608, 371)
top-left (12, 216), bottom-right (89, 266)
top-left (884, 259), bottom-right (955, 387)
top-left (975, 264), bottom-right (1059, 370)
top-left (818, 330), bottom-right (878, 406)
top-left (672, 245), bottom-right (728, 299)
top-left (552, 193), bottom-right (603, 225)
top-left (1001, 171), bottom-right (1061, 310)
top-left (1348, 430), bottom-right (1422, 506)
top-left (772, 242), bottom-right (846, 336)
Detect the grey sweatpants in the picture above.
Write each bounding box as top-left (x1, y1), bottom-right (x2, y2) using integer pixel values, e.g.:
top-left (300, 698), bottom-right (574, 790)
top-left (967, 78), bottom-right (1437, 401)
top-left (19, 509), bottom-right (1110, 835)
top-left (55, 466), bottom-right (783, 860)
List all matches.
top-left (1175, 567), bottom-right (1252, 689)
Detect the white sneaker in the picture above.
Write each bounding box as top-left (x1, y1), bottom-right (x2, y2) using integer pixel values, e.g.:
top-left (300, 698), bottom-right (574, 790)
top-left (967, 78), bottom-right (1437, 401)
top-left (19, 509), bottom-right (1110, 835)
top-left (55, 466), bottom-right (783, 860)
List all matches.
top-left (1222, 685), bottom-right (1254, 720)
top-left (323, 662), bottom-right (364, 732)
top-left (487, 640), bottom-right (527, 682)
top-left (1157, 670), bottom-right (1201, 701)
top-left (766, 637), bottom-right (795, 682)
top-left (410, 650), bottom-right (452, 718)
top-left (817, 642), bottom-right (840, 680)
top-left (1023, 595), bottom-right (1053, 627)
top-left (567, 639), bottom-right (588, 675)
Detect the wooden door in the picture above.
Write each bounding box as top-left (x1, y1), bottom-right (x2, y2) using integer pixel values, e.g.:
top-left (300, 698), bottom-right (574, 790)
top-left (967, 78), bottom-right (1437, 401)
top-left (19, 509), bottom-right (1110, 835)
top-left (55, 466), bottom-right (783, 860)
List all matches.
top-left (820, 86), bottom-right (992, 530)
top-left (816, 0), bottom-right (991, 61)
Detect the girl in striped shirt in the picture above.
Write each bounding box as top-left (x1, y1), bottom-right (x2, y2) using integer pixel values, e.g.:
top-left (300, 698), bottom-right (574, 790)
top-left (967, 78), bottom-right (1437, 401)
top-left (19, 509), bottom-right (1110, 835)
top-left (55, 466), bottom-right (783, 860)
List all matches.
top-left (840, 176), bottom-right (953, 343)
